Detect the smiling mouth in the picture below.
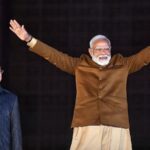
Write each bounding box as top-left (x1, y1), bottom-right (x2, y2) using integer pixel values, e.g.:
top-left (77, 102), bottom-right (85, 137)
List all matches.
top-left (99, 56), bottom-right (108, 60)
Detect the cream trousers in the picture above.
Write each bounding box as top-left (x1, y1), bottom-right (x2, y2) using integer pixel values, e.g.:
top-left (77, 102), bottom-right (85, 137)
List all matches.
top-left (70, 125), bottom-right (132, 150)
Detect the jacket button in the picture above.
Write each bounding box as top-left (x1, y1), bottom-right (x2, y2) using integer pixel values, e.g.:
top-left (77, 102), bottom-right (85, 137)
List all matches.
top-left (99, 77), bottom-right (102, 80)
top-left (98, 95), bottom-right (102, 99)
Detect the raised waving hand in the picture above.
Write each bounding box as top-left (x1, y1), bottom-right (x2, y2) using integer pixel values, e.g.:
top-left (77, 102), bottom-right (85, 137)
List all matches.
top-left (9, 19), bottom-right (32, 42)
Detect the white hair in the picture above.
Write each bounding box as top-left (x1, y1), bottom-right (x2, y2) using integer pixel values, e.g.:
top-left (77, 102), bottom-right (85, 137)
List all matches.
top-left (89, 35), bottom-right (111, 48)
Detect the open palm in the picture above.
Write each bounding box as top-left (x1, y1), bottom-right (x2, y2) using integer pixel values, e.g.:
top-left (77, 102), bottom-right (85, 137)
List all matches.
top-left (9, 19), bottom-right (31, 42)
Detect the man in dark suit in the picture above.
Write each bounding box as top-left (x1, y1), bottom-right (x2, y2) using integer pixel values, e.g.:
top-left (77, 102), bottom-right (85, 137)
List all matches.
top-left (0, 66), bottom-right (22, 150)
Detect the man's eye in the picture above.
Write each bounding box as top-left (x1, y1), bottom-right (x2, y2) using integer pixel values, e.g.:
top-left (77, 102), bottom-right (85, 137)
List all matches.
top-left (94, 48), bottom-right (110, 51)
top-left (95, 48), bottom-right (102, 51)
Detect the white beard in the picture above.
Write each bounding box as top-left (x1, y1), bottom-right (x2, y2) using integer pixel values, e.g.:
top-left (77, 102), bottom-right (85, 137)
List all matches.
top-left (92, 55), bottom-right (111, 66)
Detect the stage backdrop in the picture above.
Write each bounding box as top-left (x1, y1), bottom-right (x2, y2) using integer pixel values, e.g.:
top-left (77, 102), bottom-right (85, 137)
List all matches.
top-left (1, 0), bottom-right (150, 149)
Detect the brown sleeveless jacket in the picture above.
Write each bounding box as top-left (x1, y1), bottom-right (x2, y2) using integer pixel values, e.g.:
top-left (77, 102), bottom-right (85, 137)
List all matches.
top-left (30, 40), bottom-right (150, 128)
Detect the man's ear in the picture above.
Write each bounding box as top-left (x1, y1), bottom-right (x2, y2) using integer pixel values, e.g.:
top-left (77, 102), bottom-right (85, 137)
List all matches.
top-left (88, 48), bottom-right (93, 56)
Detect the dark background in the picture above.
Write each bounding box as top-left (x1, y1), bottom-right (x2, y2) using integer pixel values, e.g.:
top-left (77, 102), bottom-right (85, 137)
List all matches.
top-left (1, 0), bottom-right (150, 149)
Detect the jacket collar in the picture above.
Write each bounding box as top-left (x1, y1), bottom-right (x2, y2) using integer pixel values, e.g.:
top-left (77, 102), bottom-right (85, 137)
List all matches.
top-left (107, 55), bottom-right (123, 68)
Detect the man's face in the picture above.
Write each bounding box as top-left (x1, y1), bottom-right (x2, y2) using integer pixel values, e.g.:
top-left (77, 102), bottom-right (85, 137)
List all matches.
top-left (89, 40), bottom-right (111, 66)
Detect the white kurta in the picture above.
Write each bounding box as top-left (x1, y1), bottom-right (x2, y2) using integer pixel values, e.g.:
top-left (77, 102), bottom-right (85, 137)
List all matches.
top-left (70, 125), bottom-right (132, 150)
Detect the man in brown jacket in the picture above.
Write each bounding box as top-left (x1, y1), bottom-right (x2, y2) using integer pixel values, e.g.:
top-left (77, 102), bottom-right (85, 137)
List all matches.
top-left (9, 19), bottom-right (150, 150)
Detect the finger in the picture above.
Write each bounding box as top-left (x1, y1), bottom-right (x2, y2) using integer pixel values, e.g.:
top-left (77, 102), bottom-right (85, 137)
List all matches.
top-left (22, 25), bottom-right (24, 29)
top-left (9, 19), bottom-right (14, 24)
top-left (9, 27), bottom-right (16, 33)
top-left (22, 25), bottom-right (26, 31)
top-left (10, 20), bottom-right (17, 29)
top-left (13, 19), bottom-right (21, 28)
top-left (9, 20), bottom-right (14, 27)
top-left (10, 19), bottom-right (20, 29)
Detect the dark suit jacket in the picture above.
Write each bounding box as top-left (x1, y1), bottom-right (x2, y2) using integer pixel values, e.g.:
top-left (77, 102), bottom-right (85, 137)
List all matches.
top-left (0, 86), bottom-right (22, 150)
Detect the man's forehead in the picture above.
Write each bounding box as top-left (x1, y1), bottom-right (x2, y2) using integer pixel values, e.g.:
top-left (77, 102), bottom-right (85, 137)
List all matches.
top-left (93, 40), bottom-right (109, 46)
top-left (94, 46), bottom-right (110, 50)
top-left (93, 43), bottom-right (110, 49)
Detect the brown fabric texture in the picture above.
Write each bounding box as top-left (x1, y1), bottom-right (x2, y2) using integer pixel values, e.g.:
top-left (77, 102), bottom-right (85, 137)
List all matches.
top-left (30, 40), bottom-right (150, 128)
